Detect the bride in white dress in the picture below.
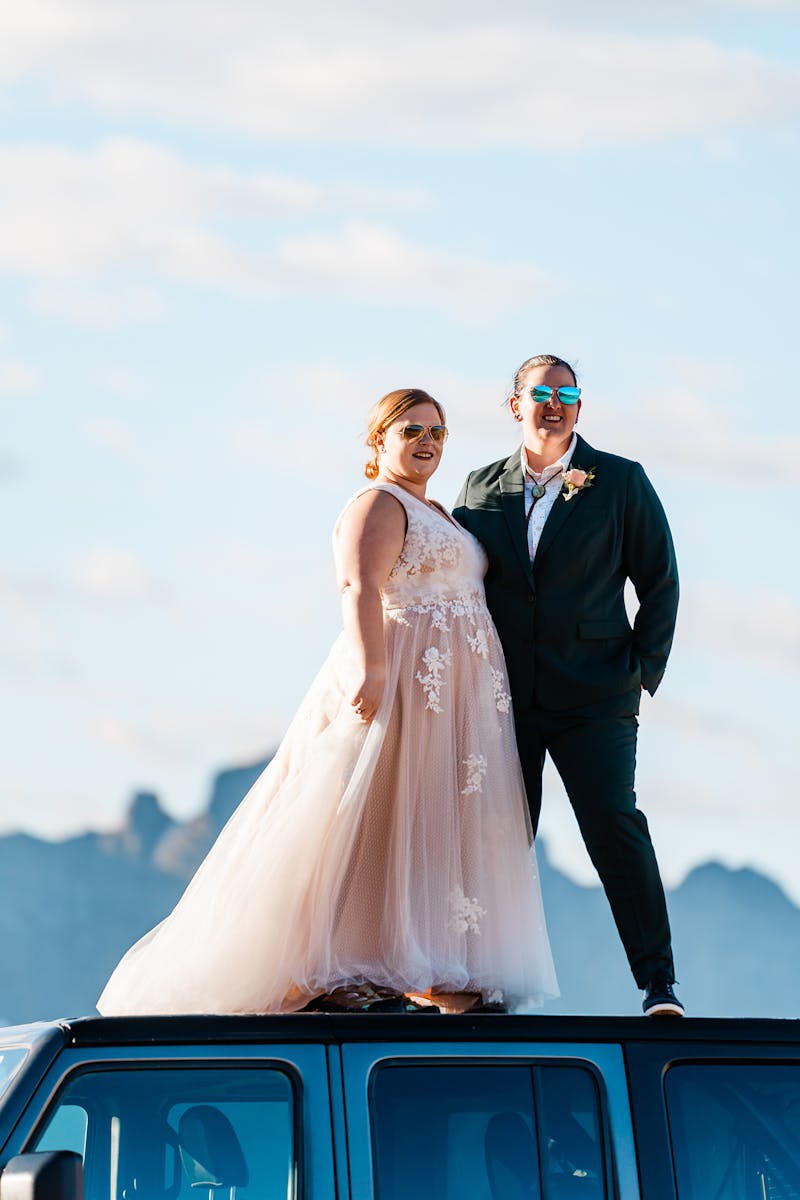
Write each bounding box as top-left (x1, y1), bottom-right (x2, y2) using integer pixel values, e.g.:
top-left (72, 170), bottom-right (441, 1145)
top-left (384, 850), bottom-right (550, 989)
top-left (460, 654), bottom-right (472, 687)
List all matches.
top-left (97, 389), bottom-right (558, 1015)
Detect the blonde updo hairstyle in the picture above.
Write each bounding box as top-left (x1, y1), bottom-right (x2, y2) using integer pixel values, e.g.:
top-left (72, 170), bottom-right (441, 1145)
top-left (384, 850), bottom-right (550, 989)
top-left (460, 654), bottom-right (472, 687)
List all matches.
top-left (364, 388), bottom-right (445, 480)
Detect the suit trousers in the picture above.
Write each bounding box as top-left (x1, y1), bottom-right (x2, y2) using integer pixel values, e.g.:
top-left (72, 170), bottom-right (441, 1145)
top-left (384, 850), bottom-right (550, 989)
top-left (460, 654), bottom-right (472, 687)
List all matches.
top-left (514, 707), bottom-right (674, 988)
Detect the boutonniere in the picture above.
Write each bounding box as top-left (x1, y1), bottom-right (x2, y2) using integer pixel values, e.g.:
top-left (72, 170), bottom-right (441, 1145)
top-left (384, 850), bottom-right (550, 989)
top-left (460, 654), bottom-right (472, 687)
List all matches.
top-left (561, 466), bottom-right (596, 502)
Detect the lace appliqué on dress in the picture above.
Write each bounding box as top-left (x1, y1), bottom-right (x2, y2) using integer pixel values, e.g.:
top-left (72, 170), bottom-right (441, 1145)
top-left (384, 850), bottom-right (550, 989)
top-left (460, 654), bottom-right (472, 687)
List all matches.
top-left (386, 589), bottom-right (485, 621)
top-left (416, 646), bottom-right (453, 713)
top-left (462, 754), bottom-right (487, 795)
top-left (430, 607), bottom-right (451, 632)
top-left (448, 888), bottom-right (486, 935)
top-left (491, 667), bottom-right (511, 714)
top-left (389, 511), bottom-right (461, 580)
top-left (467, 627), bottom-right (489, 658)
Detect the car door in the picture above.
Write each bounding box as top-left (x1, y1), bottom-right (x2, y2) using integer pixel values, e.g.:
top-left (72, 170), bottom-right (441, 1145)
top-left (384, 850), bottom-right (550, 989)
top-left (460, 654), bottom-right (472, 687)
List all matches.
top-left (626, 1037), bottom-right (800, 1200)
top-left (338, 1037), bottom-right (640, 1200)
top-left (3, 1041), bottom-right (336, 1200)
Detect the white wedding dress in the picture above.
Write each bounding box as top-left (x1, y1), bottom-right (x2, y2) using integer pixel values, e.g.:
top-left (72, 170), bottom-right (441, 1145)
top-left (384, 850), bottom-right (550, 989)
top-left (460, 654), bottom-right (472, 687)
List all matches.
top-left (97, 484), bottom-right (558, 1015)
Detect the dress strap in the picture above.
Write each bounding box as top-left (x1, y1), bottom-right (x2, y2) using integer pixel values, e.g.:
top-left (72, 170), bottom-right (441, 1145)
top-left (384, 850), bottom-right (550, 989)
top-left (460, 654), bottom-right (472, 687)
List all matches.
top-left (333, 483), bottom-right (411, 537)
top-left (372, 483), bottom-right (460, 530)
top-left (368, 482), bottom-right (414, 512)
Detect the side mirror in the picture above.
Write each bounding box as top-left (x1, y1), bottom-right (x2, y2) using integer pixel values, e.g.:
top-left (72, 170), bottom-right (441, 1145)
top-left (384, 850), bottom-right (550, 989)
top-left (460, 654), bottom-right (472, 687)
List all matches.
top-left (0, 1152), bottom-right (83, 1200)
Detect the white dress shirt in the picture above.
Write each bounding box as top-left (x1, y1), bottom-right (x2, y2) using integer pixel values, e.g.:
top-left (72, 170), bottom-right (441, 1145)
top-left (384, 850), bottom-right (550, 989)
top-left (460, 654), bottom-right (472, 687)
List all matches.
top-left (522, 433), bottom-right (577, 561)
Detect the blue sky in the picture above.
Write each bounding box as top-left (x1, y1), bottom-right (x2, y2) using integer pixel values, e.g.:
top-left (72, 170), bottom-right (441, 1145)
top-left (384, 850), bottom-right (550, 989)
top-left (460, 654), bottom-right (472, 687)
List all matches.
top-left (2, 0), bottom-right (799, 900)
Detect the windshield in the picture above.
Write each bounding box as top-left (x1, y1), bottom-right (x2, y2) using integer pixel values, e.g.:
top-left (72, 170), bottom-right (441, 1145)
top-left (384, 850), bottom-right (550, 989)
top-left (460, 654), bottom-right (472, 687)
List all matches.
top-left (0, 1048), bottom-right (28, 1102)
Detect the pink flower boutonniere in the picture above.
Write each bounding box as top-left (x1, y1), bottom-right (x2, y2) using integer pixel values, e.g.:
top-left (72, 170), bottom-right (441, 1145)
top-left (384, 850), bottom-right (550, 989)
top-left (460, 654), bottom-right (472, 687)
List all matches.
top-left (561, 466), bottom-right (596, 502)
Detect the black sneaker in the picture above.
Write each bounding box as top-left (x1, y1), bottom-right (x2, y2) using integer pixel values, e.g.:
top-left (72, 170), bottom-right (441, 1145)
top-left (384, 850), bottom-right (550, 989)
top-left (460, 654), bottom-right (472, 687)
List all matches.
top-left (642, 972), bottom-right (684, 1018)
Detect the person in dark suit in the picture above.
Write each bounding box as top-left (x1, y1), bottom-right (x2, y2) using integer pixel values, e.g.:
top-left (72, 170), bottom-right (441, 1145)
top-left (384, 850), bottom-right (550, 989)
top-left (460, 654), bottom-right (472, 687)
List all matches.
top-left (453, 354), bottom-right (682, 1016)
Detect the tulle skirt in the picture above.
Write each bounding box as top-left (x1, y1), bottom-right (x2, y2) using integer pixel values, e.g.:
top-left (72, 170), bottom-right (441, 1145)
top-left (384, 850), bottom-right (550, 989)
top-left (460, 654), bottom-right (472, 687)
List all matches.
top-left (97, 609), bottom-right (558, 1015)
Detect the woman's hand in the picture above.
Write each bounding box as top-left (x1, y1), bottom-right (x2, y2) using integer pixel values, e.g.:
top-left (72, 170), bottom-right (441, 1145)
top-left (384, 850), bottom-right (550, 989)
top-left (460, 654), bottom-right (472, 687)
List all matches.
top-left (350, 666), bottom-right (386, 723)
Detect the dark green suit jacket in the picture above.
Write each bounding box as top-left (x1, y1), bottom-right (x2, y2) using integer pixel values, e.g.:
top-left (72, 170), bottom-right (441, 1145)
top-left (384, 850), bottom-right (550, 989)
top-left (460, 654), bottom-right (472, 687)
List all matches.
top-left (453, 435), bottom-right (679, 715)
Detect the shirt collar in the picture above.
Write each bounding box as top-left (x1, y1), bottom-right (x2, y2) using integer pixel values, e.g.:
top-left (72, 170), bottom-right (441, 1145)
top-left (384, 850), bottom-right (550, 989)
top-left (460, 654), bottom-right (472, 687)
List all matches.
top-left (521, 432), bottom-right (577, 482)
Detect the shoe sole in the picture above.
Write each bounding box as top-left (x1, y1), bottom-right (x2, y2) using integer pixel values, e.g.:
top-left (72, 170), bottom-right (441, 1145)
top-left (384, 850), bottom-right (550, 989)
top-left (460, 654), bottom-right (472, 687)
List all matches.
top-left (643, 1001), bottom-right (685, 1017)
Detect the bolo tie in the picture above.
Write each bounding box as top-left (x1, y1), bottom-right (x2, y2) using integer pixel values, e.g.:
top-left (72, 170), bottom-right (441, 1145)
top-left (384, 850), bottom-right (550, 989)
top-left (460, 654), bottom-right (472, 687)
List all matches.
top-left (525, 473), bottom-right (558, 533)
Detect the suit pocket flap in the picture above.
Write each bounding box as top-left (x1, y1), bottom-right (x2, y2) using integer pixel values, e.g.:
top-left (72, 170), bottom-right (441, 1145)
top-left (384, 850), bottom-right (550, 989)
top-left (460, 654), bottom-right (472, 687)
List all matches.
top-left (578, 619), bottom-right (631, 640)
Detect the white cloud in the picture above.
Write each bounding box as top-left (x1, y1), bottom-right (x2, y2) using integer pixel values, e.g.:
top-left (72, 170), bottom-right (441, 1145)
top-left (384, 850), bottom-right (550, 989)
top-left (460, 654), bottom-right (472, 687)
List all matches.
top-left (286, 364), bottom-right (382, 419)
top-left (0, 328), bottom-right (40, 393)
top-left (0, 138), bottom-right (427, 283)
top-left (1, 3), bottom-right (798, 147)
top-left (81, 418), bottom-right (139, 457)
top-left (666, 707), bottom-right (760, 758)
top-left (679, 582), bottom-right (800, 673)
top-left (276, 222), bottom-right (551, 311)
top-left (87, 707), bottom-right (279, 767)
top-left (224, 364), bottom-right (516, 483)
top-left (0, 570), bottom-right (70, 680)
top-left (87, 715), bottom-right (153, 759)
top-left (589, 380), bottom-right (800, 480)
top-left (227, 422), bottom-right (366, 479)
top-left (247, 363), bottom-right (507, 424)
top-left (0, 139), bottom-right (331, 276)
top-left (30, 282), bottom-right (170, 328)
top-left (0, 361), bottom-right (40, 393)
top-left (73, 548), bottom-right (158, 603)
top-left (0, 141), bottom-right (542, 314)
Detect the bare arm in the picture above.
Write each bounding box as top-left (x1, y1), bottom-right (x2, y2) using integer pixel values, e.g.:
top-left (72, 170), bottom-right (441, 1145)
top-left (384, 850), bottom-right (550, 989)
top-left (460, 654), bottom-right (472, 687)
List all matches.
top-left (335, 490), bottom-right (406, 722)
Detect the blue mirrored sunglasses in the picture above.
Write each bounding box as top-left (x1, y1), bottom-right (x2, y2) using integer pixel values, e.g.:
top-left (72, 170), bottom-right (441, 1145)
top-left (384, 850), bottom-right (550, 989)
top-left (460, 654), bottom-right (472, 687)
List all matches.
top-left (529, 385), bottom-right (581, 405)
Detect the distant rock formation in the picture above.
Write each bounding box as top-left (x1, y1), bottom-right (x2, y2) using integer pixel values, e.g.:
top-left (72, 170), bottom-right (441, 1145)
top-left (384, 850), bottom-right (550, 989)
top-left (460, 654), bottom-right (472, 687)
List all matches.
top-left (100, 791), bottom-right (176, 861)
top-left (152, 760), bottom-right (270, 877)
top-left (537, 850), bottom-right (800, 1019)
top-left (1, 752), bottom-right (798, 1025)
top-left (670, 862), bottom-right (800, 1017)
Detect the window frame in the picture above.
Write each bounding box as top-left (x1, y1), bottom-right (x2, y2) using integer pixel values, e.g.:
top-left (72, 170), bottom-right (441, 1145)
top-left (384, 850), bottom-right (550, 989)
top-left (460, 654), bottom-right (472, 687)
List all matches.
top-left (18, 1056), bottom-right (304, 1200)
top-left (625, 1042), bottom-right (800, 1200)
top-left (367, 1054), bottom-right (617, 1200)
top-left (664, 1057), bottom-right (800, 1200)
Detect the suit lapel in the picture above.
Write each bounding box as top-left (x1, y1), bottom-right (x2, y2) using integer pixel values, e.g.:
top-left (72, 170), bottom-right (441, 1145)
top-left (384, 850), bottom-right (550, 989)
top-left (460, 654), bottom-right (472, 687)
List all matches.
top-left (535, 434), bottom-right (598, 563)
top-left (498, 450), bottom-right (536, 590)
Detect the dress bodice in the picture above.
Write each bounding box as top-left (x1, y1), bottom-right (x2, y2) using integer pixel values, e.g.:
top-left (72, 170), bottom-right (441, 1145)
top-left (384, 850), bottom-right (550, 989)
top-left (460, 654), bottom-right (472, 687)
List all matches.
top-left (368, 483), bottom-right (488, 612)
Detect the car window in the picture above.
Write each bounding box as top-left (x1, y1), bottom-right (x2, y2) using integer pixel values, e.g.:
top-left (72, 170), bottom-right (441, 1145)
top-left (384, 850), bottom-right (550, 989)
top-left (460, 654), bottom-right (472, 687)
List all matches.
top-left (29, 1065), bottom-right (295, 1200)
top-left (371, 1062), bottom-right (609, 1200)
top-left (36, 1104), bottom-right (89, 1156)
top-left (0, 1048), bottom-right (28, 1102)
top-left (666, 1063), bottom-right (800, 1200)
